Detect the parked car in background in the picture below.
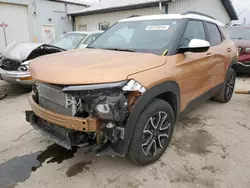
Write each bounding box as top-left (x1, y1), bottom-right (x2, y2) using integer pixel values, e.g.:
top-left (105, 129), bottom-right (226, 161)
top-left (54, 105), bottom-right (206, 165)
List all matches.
top-left (0, 30), bottom-right (103, 86)
top-left (26, 12), bottom-right (237, 165)
top-left (228, 26), bottom-right (250, 73)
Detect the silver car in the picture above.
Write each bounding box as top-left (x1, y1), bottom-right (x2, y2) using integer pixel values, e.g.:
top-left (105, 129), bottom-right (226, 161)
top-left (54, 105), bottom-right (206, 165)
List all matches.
top-left (0, 30), bottom-right (103, 86)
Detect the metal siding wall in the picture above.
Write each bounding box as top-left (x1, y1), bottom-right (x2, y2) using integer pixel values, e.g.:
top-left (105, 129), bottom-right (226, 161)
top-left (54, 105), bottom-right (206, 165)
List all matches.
top-left (168, 0), bottom-right (230, 24)
top-left (75, 6), bottom-right (162, 31)
top-left (0, 2), bottom-right (31, 52)
top-left (0, 0), bottom-right (86, 45)
top-left (75, 0), bottom-right (231, 31)
top-left (32, 0), bottom-right (86, 43)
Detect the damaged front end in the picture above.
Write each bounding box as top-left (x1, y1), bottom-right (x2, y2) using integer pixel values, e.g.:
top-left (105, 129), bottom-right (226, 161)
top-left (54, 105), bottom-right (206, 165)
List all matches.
top-left (0, 43), bottom-right (65, 71)
top-left (26, 80), bottom-right (145, 156)
top-left (0, 43), bottom-right (65, 85)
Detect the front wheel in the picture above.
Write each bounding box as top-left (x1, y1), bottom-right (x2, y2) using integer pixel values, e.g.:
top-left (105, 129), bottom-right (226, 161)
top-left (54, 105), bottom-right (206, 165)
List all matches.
top-left (128, 99), bottom-right (175, 166)
top-left (214, 68), bottom-right (236, 103)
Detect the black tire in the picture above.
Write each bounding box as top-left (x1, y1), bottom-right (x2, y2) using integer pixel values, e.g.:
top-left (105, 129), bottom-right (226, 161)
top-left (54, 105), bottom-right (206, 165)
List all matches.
top-left (214, 68), bottom-right (236, 103)
top-left (128, 99), bottom-right (175, 166)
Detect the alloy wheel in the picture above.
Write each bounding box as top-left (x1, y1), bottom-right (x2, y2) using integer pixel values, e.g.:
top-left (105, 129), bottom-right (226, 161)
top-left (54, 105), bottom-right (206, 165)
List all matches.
top-left (226, 72), bottom-right (235, 100)
top-left (141, 111), bottom-right (171, 157)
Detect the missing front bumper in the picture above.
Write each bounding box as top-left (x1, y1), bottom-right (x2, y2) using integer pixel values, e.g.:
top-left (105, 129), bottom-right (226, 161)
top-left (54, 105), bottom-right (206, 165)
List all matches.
top-left (28, 94), bottom-right (100, 132)
top-left (25, 111), bottom-right (120, 156)
top-left (26, 94), bottom-right (127, 156)
top-left (25, 111), bottom-right (73, 149)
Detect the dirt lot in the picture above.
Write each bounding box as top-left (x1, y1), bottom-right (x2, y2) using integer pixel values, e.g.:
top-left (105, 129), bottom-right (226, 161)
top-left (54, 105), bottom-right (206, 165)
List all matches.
top-left (0, 77), bottom-right (250, 188)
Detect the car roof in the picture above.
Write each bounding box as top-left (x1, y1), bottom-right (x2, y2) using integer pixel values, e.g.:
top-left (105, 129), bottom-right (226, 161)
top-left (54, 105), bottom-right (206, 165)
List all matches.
top-left (119, 14), bottom-right (224, 27)
top-left (67, 30), bottom-right (104, 35)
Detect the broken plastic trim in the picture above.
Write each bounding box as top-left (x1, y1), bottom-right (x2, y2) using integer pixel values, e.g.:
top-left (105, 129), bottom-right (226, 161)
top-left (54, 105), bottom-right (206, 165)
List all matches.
top-left (62, 80), bottom-right (128, 92)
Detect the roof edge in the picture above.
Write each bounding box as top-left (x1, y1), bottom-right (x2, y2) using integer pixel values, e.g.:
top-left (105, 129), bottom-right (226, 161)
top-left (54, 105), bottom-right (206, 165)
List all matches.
top-left (47, 0), bottom-right (89, 7)
top-left (221, 0), bottom-right (238, 20)
top-left (69, 0), bottom-right (170, 16)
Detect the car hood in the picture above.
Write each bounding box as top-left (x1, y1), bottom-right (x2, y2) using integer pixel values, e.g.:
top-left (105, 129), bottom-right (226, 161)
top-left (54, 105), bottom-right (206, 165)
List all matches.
top-left (30, 49), bottom-right (167, 85)
top-left (2, 42), bottom-right (44, 62)
top-left (232, 39), bottom-right (250, 47)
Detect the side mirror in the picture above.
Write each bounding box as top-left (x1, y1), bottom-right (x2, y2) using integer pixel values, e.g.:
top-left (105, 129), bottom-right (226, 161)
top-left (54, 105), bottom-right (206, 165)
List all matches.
top-left (79, 44), bottom-right (88, 49)
top-left (178, 39), bottom-right (210, 53)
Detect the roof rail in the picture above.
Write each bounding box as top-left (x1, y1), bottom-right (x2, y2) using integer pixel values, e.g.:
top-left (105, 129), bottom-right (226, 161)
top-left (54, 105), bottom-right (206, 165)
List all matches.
top-left (127, 15), bottom-right (141, 18)
top-left (182, 11), bottom-right (215, 20)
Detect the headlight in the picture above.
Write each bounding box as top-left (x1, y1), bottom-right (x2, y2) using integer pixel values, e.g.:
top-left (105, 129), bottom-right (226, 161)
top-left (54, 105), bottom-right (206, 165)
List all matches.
top-left (93, 90), bottom-right (128, 121)
top-left (245, 48), bottom-right (250, 53)
top-left (18, 60), bottom-right (32, 72)
top-left (238, 47), bottom-right (243, 54)
top-left (122, 80), bottom-right (146, 93)
top-left (18, 65), bottom-right (28, 72)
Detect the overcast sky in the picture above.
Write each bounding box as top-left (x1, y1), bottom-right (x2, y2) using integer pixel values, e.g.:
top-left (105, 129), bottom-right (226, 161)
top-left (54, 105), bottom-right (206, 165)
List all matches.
top-left (231, 0), bottom-right (250, 24)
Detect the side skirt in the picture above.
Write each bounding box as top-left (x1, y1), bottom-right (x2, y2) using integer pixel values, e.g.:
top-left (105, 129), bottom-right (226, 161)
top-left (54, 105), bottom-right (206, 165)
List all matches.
top-left (179, 82), bottom-right (224, 119)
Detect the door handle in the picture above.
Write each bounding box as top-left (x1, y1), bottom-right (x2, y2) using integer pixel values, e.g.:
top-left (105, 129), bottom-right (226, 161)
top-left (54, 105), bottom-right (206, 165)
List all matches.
top-left (206, 53), bottom-right (213, 59)
top-left (227, 48), bottom-right (232, 52)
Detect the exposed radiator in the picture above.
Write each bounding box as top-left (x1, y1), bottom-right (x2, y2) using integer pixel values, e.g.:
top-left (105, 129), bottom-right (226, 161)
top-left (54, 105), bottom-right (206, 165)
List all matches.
top-left (37, 83), bottom-right (78, 116)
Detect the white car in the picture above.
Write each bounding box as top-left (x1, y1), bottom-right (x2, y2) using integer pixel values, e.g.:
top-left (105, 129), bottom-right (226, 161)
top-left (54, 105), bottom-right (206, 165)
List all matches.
top-left (0, 30), bottom-right (103, 86)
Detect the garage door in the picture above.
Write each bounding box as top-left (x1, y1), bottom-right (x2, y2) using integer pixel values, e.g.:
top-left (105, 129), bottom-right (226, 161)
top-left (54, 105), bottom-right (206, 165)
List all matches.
top-left (0, 3), bottom-right (30, 52)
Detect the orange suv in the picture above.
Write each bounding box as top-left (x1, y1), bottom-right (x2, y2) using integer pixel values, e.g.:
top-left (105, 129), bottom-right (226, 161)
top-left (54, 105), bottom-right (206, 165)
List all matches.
top-left (25, 12), bottom-right (238, 165)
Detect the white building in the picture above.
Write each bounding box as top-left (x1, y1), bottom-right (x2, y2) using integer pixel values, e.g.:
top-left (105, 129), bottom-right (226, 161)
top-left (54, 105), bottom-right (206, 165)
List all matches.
top-left (0, 0), bottom-right (87, 52)
top-left (70, 0), bottom-right (238, 31)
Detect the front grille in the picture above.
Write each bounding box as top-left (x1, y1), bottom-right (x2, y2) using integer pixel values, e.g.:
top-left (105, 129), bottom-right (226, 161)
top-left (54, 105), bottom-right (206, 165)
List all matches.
top-left (37, 83), bottom-right (75, 116)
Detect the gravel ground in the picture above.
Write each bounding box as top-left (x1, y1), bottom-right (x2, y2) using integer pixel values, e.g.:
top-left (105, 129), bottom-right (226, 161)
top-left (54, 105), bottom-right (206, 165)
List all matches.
top-left (0, 77), bottom-right (249, 188)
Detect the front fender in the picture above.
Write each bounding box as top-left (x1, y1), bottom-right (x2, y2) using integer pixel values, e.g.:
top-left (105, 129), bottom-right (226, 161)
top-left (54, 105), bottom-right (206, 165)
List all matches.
top-left (109, 81), bottom-right (180, 156)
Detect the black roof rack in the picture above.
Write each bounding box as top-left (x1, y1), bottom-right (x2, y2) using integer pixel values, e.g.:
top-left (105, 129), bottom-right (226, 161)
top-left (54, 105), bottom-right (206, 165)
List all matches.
top-left (181, 11), bottom-right (216, 20)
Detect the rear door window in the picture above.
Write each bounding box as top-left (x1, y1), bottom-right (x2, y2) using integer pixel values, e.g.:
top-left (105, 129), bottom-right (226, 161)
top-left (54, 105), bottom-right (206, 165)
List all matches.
top-left (180, 20), bottom-right (206, 47)
top-left (206, 22), bottom-right (222, 46)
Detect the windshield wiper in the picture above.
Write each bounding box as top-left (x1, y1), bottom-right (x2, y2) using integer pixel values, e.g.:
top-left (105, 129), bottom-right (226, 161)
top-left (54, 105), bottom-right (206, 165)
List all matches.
top-left (42, 44), bottom-right (66, 51)
top-left (103, 48), bottom-right (135, 52)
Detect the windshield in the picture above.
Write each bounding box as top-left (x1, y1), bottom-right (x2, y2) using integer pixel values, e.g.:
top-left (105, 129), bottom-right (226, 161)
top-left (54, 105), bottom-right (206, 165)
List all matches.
top-left (50, 33), bottom-right (87, 50)
top-left (89, 19), bottom-right (180, 55)
top-left (228, 27), bottom-right (250, 40)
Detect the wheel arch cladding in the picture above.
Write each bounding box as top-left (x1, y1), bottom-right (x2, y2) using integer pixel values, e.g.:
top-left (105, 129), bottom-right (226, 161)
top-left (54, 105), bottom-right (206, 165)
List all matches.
top-left (109, 81), bottom-right (180, 156)
top-left (230, 58), bottom-right (238, 72)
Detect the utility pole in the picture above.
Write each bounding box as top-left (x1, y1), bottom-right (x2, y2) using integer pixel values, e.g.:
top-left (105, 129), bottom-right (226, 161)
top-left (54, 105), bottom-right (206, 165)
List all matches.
top-left (0, 22), bottom-right (8, 47)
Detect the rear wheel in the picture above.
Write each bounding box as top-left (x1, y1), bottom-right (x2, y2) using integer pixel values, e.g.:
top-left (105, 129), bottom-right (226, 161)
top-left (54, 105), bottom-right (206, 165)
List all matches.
top-left (128, 99), bottom-right (175, 166)
top-left (214, 68), bottom-right (236, 103)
